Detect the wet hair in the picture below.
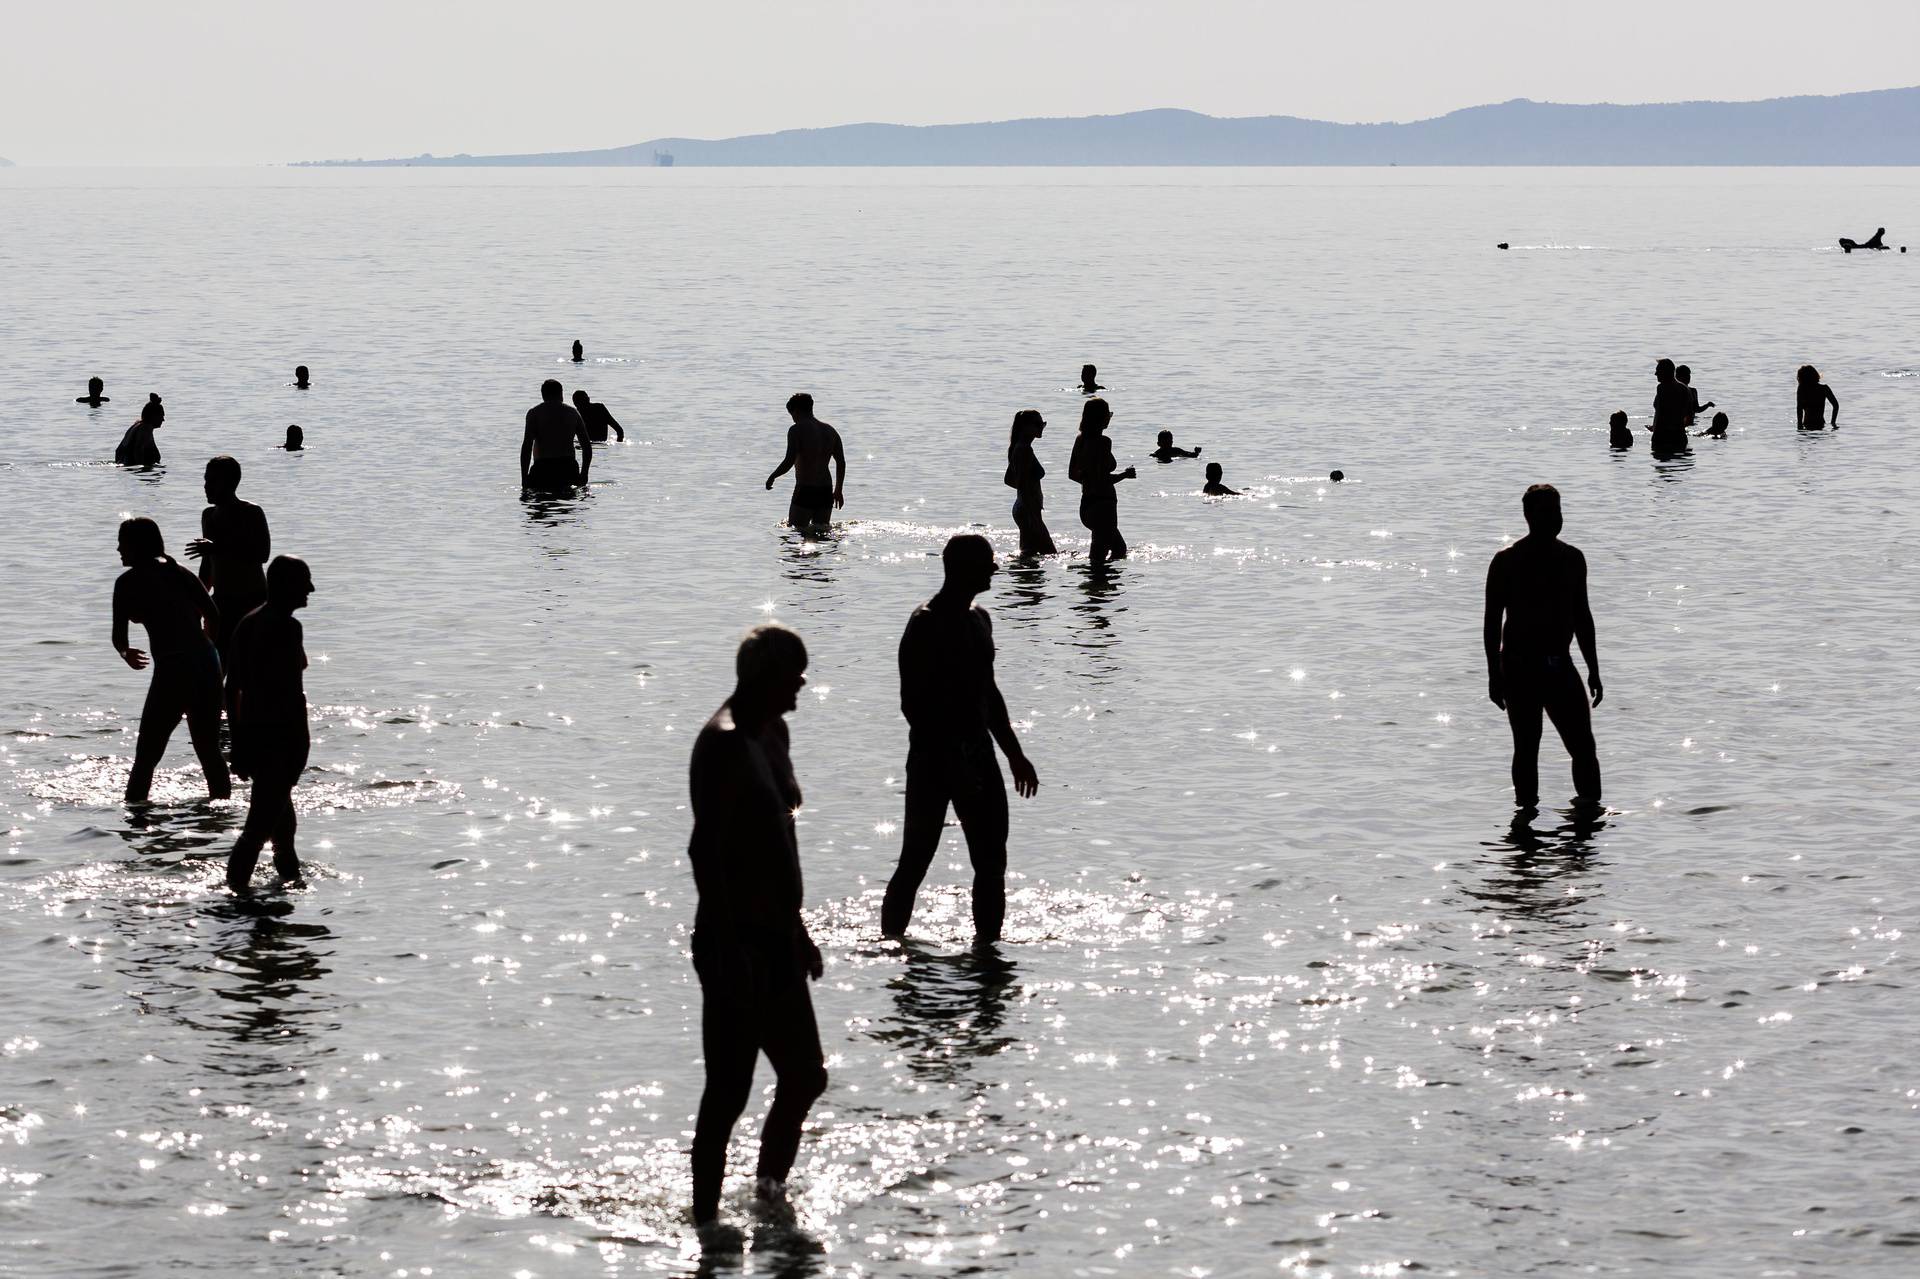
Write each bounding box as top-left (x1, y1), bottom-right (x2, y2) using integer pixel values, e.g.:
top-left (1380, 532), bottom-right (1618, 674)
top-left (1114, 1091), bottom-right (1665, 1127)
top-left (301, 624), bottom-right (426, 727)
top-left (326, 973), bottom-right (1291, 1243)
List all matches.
top-left (118, 516), bottom-right (168, 562)
top-left (1711, 411), bottom-right (1729, 430)
top-left (1156, 430), bottom-right (1173, 446)
top-left (1609, 410), bottom-right (1629, 429)
top-left (1205, 462), bottom-right (1223, 481)
top-left (736, 623), bottom-right (807, 686)
top-left (88, 377), bottom-right (104, 394)
top-left (1009, 409), bottom-right (1044, 448)
top-left (294, 365), bottom-right (309, 379)
top-left (540, 379), bottom-right (563, 402)
top-left (941, 532), bottom-right (994, 575)
top-left (140, 395), bottom-right (164, 427)
top-left (1078, 397), bottom-right (1112, 432)
top-left (571, 389), bottom-right (590, 406)
top-left (1654, 358), bottom-right (1675, 381)
top-left (1797, 364), bottom-right (1820, 387)
top-left (1522, 483), bottom-right (1561, 524)
top-left (205, 454), bottom-right (242, 489)
top-left (266, 554), bottom-right (311, 604)
top-left (284, 425), bottom-right (303, 446)
top-left (786, 392), bottom-right (814, 416)
top-left (1081, 363), bottom-right (1097, 382)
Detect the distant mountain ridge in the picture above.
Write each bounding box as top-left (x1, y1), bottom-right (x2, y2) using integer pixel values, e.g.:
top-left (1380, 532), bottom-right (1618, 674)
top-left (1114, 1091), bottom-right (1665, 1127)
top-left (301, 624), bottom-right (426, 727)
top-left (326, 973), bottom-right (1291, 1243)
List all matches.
top-left (299, 87), bottom-right (1920, 167)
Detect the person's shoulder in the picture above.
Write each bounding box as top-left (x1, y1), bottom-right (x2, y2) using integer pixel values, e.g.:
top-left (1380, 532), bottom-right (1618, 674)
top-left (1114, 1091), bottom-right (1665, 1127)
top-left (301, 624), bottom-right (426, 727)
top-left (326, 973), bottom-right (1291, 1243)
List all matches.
top-left (691, 705), bottom-right (746, 765)
top-left (970, 603), bottom-right (994, 629)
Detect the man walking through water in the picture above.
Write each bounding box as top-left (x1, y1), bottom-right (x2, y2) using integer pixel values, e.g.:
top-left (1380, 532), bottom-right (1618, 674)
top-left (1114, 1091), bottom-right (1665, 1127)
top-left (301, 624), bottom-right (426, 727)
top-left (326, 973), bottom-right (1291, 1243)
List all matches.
top-left (764, 393), bottom-right (845, 530)
top-left (685, 624), bottom-right (827, 1238)
top-left (1484, 484), bottom-right (1603, 810)
top-left (186, 455), bottom-right (270, 668)
top-left (225, 555), bottom-right (315, 893)
top-left (520, 379), bottom-right (592, 492)
top-left (882, 534), bottom-right (1041, 944)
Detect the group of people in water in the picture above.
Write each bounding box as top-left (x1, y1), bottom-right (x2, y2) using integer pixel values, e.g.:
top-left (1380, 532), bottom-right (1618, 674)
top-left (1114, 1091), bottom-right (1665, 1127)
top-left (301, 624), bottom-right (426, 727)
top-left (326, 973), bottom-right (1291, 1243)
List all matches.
top-left (94, 369), bottom-right (309, 467)
top-left (84, 337), bottom-right (1850, 1240)
top-left (1607, 359), bottom-right (1838, 455)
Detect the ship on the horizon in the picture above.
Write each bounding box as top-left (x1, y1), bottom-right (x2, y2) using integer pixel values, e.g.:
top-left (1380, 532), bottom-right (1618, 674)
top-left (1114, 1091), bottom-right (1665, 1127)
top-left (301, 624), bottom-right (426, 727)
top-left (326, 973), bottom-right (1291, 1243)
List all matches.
top-left (654, 150), bottom-right (674, 167)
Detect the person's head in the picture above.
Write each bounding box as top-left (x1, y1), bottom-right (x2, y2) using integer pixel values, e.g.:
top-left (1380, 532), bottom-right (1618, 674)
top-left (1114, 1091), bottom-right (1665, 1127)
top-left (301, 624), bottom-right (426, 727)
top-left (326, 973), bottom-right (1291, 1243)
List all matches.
top-left (571, 340), bottom-right (583, 357)
top-left (140, 396), bottom-right (164, 428)
top-left (1205, 462), bottom-right (1223, 483)
top-left (1710, 411), bottom-right (1729, 434)
top-left (1797, 364), bottom-right (1820, 387)
top-left (1521, 483), bottom-right (1563, 538)
top-left (266, 555), bottom-right (314, 611)
top-left (294, 364), bottom-right (309, 384)
top-left (541, 378), bottom-right (564, 403)
top-left (1609, 409), bottom-right (1629, 430)
top-left (1676, 365), bottom-right (1691, 385)
top-left (1081, 363), bottom-right (1097, 384)
top-left (284, 424), bottom-right (304, 450)
top-left (1079, 397), bottom-right (1112, 433)
top-left (786, 392), bottom-right (814, 422)
top-left (1329, 469), bottom-right (1344, 482)
top-left (941, 532), bottom-right (996, 596)
top-left (1010, 408), bottom-right (1045, 448)
top-left (87, 377), bottom-right (103, 396)
top-left (204, 454), bottom-right (241, 500)
top-left (117, 516), bottom-right (165, 566)
top-left (1654, 358), bottom-right (1675, 383)
top-left (734, 622), bottom-right (808, 713)
top-left (571, 390), bottom-right (590, 410)
top-left (1156, 430), bottom-right (1173, 447)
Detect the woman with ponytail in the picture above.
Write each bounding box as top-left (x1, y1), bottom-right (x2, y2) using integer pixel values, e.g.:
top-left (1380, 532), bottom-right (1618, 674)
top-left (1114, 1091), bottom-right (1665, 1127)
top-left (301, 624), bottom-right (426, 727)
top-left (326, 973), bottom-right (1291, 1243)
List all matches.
top-left (111, 517), bottom-right (230, 802)
top-left (1004, 409), bottom-right (1056, 556)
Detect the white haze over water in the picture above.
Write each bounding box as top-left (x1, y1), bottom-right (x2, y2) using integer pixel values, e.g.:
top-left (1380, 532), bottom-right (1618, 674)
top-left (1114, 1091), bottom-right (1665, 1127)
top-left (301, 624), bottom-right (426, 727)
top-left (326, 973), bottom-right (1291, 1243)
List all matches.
top-left (0, 167), bottom-right (1918, 1275)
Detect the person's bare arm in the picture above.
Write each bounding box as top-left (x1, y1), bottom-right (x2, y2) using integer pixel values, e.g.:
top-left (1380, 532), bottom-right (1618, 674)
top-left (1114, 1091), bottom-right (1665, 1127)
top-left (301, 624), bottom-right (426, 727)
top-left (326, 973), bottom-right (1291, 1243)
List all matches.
top-left (981, 617), bottom-right (1039, 798)
top-left (189, 572), bottom-right (220, 645)
top-left (1112, 465), bottom-right (1138, 484)
top-left (766, 425), bottom-right (799, 489)
top-left (1826, 386), bottom-right (1840, 428)
top-left (111, 577), bottom-right (146, 670)
top-left (605, 409), bottom-right (625, 442)
top-left (574, 410), bottom-right (593, 482)
top-left (830, 427), bottom-right (846, 507)
top-left (1483, 555), bottom-right (1506, 709)
top-left (1573, 551), bottom-right (1602, 707)
top-left (188, 507), bottom-right (216, 588)
top-left (520, 416), bottom-right (535, 483)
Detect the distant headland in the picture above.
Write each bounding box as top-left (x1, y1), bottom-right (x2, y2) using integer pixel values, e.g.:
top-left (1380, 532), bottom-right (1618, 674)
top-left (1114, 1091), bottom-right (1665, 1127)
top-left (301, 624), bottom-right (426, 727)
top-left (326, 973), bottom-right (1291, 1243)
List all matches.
top-left (0, 157), bottom-right (14, 168)
top-left (296, 87), bottom-right (1920, 167)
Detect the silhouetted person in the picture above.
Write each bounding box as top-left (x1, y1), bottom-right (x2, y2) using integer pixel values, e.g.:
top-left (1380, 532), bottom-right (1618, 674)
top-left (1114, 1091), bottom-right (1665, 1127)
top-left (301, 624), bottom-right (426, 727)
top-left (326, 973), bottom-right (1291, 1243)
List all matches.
top-left (1079, 363), bottom-right (1102, 394)
top-left (1004, 409), bottom-right (1056, 556)
top-left (293, 365), bottom-right (310, 389)
top-left (1796, 365), bottom-right (1839, 429)
top-left (765, 393), bottom-right (845, 531)
top-left (115, 396), bottom-right (164, 467)
top-left (185, 455), bottom-right (270, 667)
top-left (1675, 365), bottom-right (1713, 427)
top-left (1839, 228), bottom-right (1888, 253)
top-left (882, 534), bottom-right (1040, 944)
top-left (1068, 397), bottom-right (1134, 566)
top-left (1608, 409), bottom-right (1633, 449)
top-left (225, 555), bottom-right (315, 893)
top-left (1701, 411), bottom-right (1730, 439)
top-left (571, 389), bottom-right (625, 443)
top-left (1650, 359), bottom-right (1690, 455)
top-left (1150, 430), bottom-right (1202, 462)
top-left (112, 517), bottom-right (230, 803)
top-left (685, 624), bottom-right (827, 1233)
top-left (77, 377), bottom-right (110, 406)
top-left (521, 379), bottom-right (592, 491)
top-left (1329, 470), bottom-right (1345, 482)
top-left (1484, 484), bottom-right (1602, 810)
top-left (571, 340), bottom-right (585, 363)
top-left (1202, 462), bottom-right (1239, 496)
top-left (282, 425), bottom-right (304, 451)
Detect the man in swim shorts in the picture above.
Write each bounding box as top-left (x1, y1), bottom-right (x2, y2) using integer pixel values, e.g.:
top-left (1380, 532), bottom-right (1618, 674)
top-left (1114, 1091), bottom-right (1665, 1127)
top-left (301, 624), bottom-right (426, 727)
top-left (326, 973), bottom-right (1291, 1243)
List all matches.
top-left (521, 379), bottom-right (593, 491)
top-left (685, 623), bottom-right (827, 1232)
top-left (1484, 484), bottom-right (1603, 810)
top-left (186, 454), bottom-right (272, 668)
top-left (764, 393), bottom-right (845, 530)
top-left (882, 534), bottom-right (1040, 944)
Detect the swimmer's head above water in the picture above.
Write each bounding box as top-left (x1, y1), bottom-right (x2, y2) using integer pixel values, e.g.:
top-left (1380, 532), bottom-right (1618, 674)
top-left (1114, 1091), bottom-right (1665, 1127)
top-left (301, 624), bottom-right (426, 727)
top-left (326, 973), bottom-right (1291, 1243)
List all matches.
top-left (204, 454), bottom-right (242, 502)
top-left (1654, 358), bottom-right (1676, 383)
top-left (571, 341), bottom-right (584, 362)
top-left (1707, 411), bottom-right (1729, 437)
top-left (117, 515), bottom-right (167, 566)
top-left (1080, 364), bottom-right (1101, 391)
top-left (141, 395), bottom-right (164, 429)
top-left (294, 365), bottom-right (309, 388)
top-left (283, 425), bottom-right (304, 451)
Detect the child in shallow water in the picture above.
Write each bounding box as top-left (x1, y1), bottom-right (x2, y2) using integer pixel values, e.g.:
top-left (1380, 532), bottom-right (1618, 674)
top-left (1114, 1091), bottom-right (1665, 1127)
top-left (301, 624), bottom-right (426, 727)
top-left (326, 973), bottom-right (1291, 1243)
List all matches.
top-left (1608, 410), bottom-right (1633, 449)
top-left (1202, 462), bottom-right (1239, 496)
top-left (1700, 411), bottom-right (1729, 439)
top-left (1151, 430), bottom-right (1202, 462)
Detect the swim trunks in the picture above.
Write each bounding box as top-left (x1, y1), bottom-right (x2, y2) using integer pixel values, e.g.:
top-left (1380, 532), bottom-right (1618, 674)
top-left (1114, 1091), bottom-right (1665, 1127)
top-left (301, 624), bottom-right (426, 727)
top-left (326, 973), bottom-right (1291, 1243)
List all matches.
top-left (525, 458), bottom-right (580, 491)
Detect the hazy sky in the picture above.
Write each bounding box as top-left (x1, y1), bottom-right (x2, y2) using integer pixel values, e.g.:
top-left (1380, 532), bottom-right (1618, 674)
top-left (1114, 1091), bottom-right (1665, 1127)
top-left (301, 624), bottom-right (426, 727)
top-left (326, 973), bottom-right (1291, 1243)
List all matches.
top-left (6, 0), bottom-right (1920, 164)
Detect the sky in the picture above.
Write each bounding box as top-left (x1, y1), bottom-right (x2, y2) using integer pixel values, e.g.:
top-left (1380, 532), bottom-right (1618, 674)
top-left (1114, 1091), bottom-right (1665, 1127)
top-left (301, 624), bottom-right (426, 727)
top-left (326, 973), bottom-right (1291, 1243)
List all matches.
top-left (5, 0), bottom-right (1920, 165)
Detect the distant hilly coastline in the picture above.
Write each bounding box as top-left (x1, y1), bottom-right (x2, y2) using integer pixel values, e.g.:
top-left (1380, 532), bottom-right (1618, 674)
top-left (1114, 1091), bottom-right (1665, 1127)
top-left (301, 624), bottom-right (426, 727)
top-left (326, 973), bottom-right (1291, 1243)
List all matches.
top-left (297, 87), bottom-right (1920, 167)
top-left (0, 157), bottom-right (14, 168)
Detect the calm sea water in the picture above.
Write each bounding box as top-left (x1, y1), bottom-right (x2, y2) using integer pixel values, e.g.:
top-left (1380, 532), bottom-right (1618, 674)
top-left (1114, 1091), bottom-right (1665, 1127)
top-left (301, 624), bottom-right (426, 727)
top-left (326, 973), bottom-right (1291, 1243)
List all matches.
top-left (2, 167), bottom-right (1918, 1277)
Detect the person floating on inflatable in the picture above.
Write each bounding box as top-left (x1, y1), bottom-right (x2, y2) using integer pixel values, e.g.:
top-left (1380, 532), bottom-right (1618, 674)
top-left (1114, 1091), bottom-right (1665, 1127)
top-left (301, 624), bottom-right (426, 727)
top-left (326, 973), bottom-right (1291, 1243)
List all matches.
top-left (1839, 227), bottom-right (1888, 253)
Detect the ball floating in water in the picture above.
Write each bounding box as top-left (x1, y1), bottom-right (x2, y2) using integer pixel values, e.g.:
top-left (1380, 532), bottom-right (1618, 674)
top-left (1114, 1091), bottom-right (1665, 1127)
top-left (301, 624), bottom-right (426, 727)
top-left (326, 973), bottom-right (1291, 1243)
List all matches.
top-left (1329, 470), bottom-right (1345, 483)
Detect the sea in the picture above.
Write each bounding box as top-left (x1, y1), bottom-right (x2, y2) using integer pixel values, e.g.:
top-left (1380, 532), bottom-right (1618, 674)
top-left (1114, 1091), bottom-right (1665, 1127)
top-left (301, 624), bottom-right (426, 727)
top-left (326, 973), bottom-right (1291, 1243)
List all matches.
top-left (1, 167), bottom-right (1917, 1277)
